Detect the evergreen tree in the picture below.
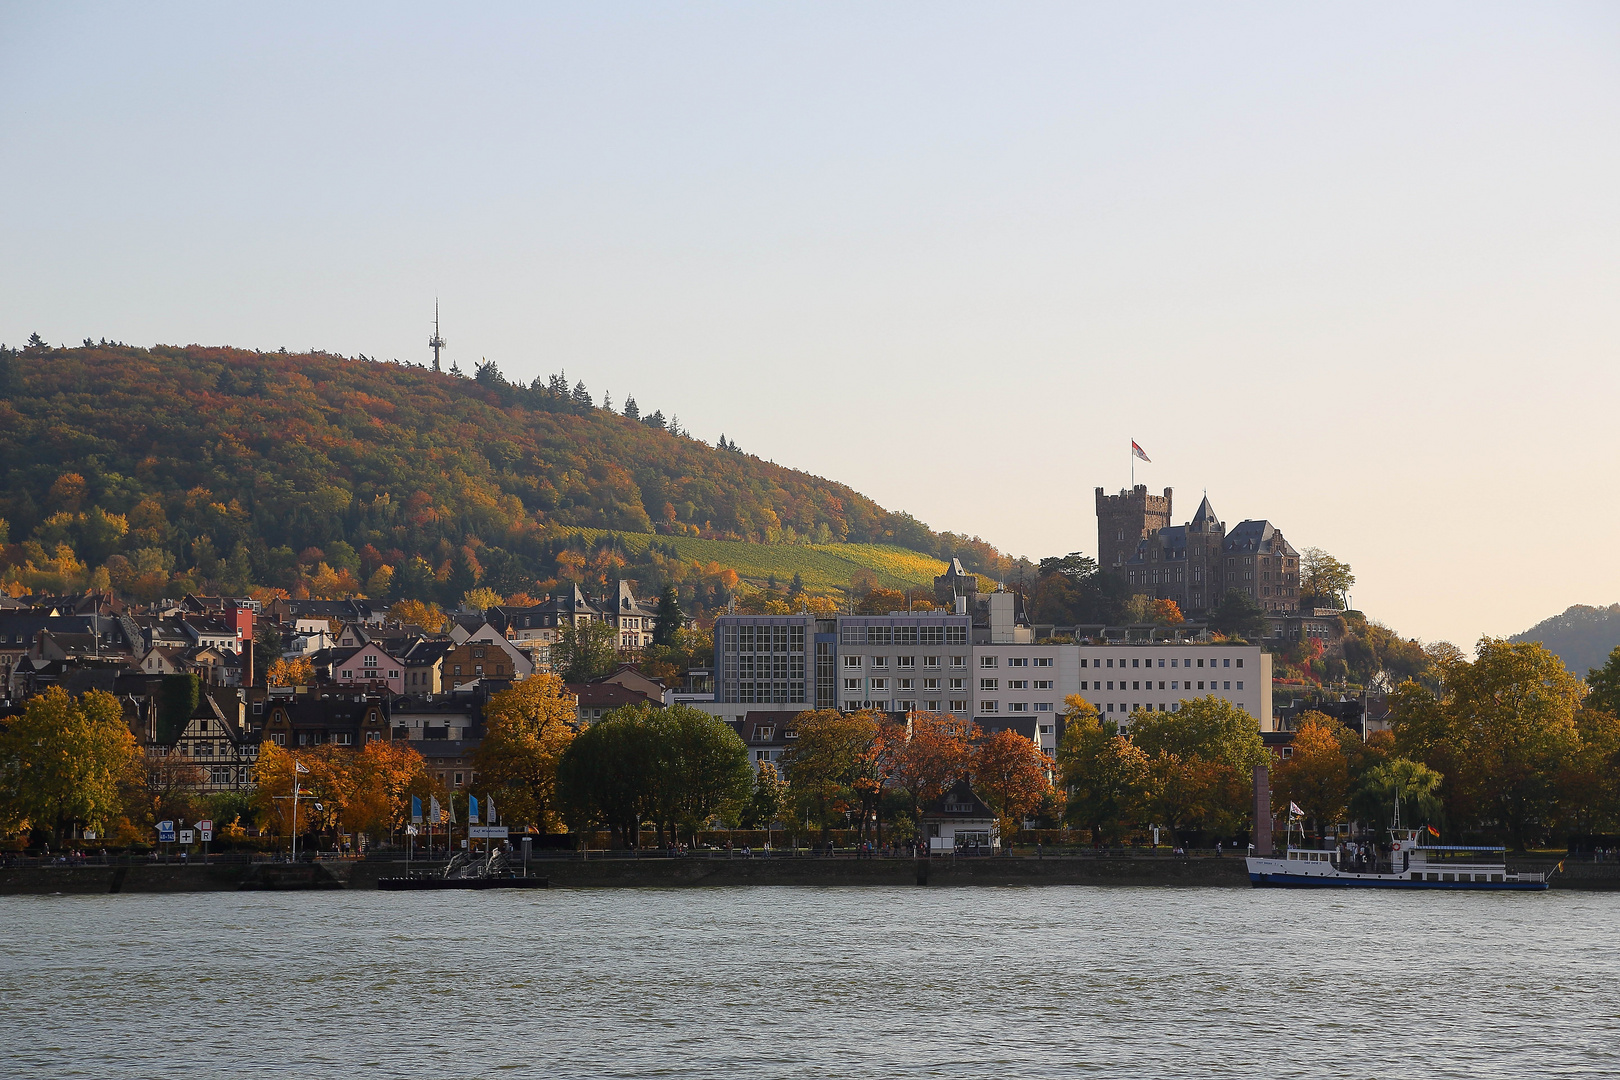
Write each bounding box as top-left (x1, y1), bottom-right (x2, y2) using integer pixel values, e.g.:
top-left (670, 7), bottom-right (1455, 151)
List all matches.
top-left (623, 396), bottom-right (640, 420)
top-left (788, 572), bottom-right (804, 599)
top-left (644, 409), bottom-right (666, 430)
top-left (653, 583), bottom-right (683, 647)
top-left (571, 381), bottom-right (592, 409)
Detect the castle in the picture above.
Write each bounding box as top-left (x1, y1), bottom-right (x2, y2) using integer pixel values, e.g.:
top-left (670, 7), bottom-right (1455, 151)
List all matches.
top-left (1096, 486), bottom-right (1300, 616)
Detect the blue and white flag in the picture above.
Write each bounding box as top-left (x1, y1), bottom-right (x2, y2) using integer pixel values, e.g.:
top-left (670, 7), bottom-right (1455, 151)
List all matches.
top-left (468, 795), bottom-right (480, 824)
top-left (411, 795), bottom-right (423, 824)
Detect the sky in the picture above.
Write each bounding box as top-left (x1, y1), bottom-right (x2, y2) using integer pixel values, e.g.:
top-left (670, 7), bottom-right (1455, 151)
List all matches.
top-left (3, 3), bottom-right (1618, 649)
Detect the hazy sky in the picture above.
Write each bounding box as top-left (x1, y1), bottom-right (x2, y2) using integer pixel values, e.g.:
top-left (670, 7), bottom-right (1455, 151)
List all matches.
top-left (4, 4), bottom-right (1618, 649)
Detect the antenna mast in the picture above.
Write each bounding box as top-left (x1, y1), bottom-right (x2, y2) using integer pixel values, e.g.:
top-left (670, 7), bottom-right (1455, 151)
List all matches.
top-left (428, 300), bottom-right (447, 372)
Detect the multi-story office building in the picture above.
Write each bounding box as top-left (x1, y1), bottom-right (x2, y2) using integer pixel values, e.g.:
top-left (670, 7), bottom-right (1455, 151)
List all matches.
top-left (708, 614), bottom-right (823, 725)
top-left (971, 641), bottom-right (1272, 757)
top-left (834, 614), bottom-right (973, 715)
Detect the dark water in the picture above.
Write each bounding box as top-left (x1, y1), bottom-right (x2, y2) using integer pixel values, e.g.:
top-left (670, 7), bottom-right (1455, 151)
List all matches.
top-left (2, 886), bottom-right (1616, 1078)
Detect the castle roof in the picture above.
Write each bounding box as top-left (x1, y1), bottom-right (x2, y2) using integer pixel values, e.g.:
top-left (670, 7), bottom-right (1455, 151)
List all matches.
top-left (1190, 495), bottom-right (1219, 529)
top-left (1224, 520), bottom-right (1297, 557)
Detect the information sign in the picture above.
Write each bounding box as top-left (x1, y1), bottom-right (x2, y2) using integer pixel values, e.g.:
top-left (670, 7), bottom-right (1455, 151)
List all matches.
top-left (158, 820), bottom-right (176, 843)
top-left (200, 828), bottom-right (213, 842)
top-left (83, 830), bottom-right (97, 841)
top-left (468, 826), bottom-right (509, 839)
top-left (179, 829), bottom-right (195, 844)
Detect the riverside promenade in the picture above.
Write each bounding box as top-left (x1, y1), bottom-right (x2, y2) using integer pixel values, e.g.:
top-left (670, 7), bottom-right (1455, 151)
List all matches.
top-left (3, 849), bottom-right (1606, 894)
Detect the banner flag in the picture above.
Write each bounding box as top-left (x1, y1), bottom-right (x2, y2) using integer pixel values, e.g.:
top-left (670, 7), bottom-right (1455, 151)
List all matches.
top-left (295, 761), bottom-right (310, 774)
top-left (448, 795), bottom-right (457, 824)
top-left (487, 796), bottom-right (496, 825)
top-left (430, 796), bottom-right (441, 825)
top-left (1131, 441), bottom-right (1151, 463)
top-left (469, 795), bottom-right (480, 824)
top-left (411, 796), bottom-right (423, 824)
top-left (1289, 802), bottom-right (1304, 816)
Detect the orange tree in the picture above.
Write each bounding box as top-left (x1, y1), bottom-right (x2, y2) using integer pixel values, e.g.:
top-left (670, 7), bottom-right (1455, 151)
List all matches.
top-left (890, 712), bottom-right (973, 832)
top-left (969, 728), bottom-right (1051, 840)
top-left (345, 740), bottom-right (436, 845)
top-left (1271, 712), bottom-right (1352, 840)
top-left (472, 674), bottom-right (578, 833)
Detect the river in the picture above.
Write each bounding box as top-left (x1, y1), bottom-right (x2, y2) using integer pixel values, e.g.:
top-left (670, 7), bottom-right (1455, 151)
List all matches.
top-left (2, 886), bottom-right (1615, 1078)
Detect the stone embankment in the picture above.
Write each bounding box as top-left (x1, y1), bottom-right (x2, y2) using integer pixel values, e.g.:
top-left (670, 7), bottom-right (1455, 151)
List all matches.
top-left (3, 852), bottom-right (1611, 894)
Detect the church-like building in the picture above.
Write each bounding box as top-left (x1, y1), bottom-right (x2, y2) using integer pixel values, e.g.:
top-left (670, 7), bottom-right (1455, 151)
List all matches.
top-left (1095, 486), bottom-right (1300, 616)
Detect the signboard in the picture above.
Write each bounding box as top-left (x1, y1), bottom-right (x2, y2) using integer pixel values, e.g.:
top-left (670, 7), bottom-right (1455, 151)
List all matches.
top-left (158, 820), bottom-right (176, 843)
top-left (200, 828), bottom-right (213, 843)
top-left (179, 830), bottom-right (195, 844)
top-left (468, 826), bottom-right (509, 839)
top-left (83, 830), bottom-right (97, 841)
top-left (198, 819), bottom-right (213, 834)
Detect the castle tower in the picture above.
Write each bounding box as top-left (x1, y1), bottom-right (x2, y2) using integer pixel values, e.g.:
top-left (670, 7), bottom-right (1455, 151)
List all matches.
top-left (1095, 486), bottom-right (1172, 569)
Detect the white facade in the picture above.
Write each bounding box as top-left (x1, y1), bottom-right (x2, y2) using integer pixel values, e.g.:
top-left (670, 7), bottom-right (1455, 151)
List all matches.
top-left (970, 642), bottom-right (1272, 754)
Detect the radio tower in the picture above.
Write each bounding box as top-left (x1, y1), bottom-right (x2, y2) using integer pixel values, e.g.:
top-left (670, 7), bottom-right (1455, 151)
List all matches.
top-left (428, 300), bottom-right (447, 372)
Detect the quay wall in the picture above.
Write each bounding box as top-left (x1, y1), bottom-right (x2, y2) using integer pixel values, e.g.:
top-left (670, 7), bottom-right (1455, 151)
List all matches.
top-left (4, 853), bottom-right (1613, 894)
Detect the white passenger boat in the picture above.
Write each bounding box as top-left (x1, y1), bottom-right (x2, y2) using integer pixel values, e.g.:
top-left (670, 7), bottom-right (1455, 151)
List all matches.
top-left (1247, 826), bottom-right (1549, 891)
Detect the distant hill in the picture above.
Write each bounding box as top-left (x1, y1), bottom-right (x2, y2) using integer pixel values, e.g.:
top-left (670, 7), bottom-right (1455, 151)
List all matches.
top-left (1508, 604), bottom-right (1620, 678)
top-left (0, 341), bottom-right (1017, 612)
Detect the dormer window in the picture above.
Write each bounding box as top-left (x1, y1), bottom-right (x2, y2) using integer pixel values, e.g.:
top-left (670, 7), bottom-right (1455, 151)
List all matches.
top-left (755, 727), bottom-right (774, 742)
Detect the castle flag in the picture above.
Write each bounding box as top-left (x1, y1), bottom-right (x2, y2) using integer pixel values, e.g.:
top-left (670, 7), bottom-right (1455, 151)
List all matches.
top-left (1131, 441), bottom-right (1151, 463)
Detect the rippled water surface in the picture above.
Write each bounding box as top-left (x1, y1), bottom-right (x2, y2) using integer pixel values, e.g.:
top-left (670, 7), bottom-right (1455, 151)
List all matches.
top-left (3, 886), bottom-right (1617, 1078)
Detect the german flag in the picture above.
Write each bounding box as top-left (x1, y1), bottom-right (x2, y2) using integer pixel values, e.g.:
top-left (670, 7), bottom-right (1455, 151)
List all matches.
top-left (1427, 825), bottom-right (1440, 838)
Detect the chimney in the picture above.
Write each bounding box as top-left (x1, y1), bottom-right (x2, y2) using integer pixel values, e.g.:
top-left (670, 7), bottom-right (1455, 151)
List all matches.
top-left (1252, 765), bottom-right (1271, 855)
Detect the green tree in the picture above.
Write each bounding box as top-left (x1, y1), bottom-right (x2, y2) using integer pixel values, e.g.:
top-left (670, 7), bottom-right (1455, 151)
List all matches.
top-left (780, 709), bottom-right (879, 836)
top-left (744, 761), bottom-right (792, 832)
top-left (1057, 697), bottom-right (1148, 844)
top-left (1131, 696), bottom-right (1266, 839)
top-left (1587, 645), bottom-right (1620, 717)
top-left (1391, 638), bottom-right (1583, 849)
top-left (652, 584), bottom-right (683, 647)
top-left (552, 620), bottom-right (620, 683)
top-left (1349, 758), bottom-right (1444, 835)
top-left (1208, 590), bottom-right (1267, 640)
top-left (157, 674), bottom-right (201, 744)
top-left (1300, 547), bottom-right (1355, 609)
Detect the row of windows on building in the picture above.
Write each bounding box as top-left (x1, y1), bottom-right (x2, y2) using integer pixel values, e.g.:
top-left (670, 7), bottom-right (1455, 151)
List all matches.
top-left (843, 655), bottom-right (968, 670)
top-left (1081, 679), bottom-right (1243, 692)
top-left (839, 625), bottom-right (969, 646)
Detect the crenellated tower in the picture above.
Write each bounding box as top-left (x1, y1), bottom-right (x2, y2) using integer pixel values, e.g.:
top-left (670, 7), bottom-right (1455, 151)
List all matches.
top-left (1095, 485), bottom-right (1172, 569)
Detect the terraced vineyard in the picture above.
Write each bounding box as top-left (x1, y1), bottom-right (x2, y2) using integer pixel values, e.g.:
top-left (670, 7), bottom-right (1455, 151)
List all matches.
top-left (565, 529), bottom-right (948, 594)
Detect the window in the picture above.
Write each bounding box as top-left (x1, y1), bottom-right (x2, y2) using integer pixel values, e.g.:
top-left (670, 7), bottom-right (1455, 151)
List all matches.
top-left (363, 654), bottom-right (378, 668)
top-left (898, 679), bottom-right (914, 692)
top-left (1157, 659), bottom-right (1165, 668)
top-left (1132, 681), bottom-right (1139, 690)
top-left (1236, 681), bottom-right (1244, 690)
top-left (845, 700), bottom-right (863, 711)
top-left (1008, 680), bottom-right (1028, 690)
top-left (1223, 658), bottom-right (1231, 668)
top-left (1132, 659), bottom-right (1140, 668)
top-left (946, 626), bottom-right (968, 646)
top-left (336, 732), bottom-right (353, 745)
top-left (870, 679), bottom-right (888, 691)
top-left (1008, 702), bottom-right (1028, 712)
top-left (923, 656), bottom-right (940, 669)
top-left (920, 627), bottom-right (945, 646)
top-left (844, 678), bottom-right (862, 691)
top-left (1035, 702), bottom-right (1053, 712)
top-left (871, 656), bottom-right (888, 669)
top-left (923, 678), bottom-right (939, 691)
top-left (1224, 681), bottom-right (1231, 690)
top-left (342, 670), bottom-right (353, 679)
top-left (949, 678), bottom-right (965, 691)
top-left (272, 732), bottom-right (285, 746)
top-left (980, 656), bottom-right (998, 668)
top-left (1197, 659), bottom-right (1205, 668)
top-left (1171, 681), bottom-right (1179, 690)
top-left (1236, 659), bottom-right (1243, 668)
top-left (898, 656), bottom-right (916, 670)
top-left (454, 772), bottom-right (464, 786)
top-left (980, 678), bottom-right (998, 691)
top-left (1034, 658), bottom-right (1053, 667)
top-left (949, 700), bottom-right (968, 712)
top-left (1034, 680), bottom-right (1053, 689)
top-left (1007, 657), bottom-right (1028, 668)
top-left (844, 655), bottom-right (863, 668)
top-left (980, 701), bottom-right (999, 713)
top-left (950, 656), bottom-right (967, 669)
top-left (1197, 681), bottom-right (1205, 690)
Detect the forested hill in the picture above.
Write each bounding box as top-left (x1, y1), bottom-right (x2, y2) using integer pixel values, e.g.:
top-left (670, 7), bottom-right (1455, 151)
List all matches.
top-left (1509, 604), bottom-right (1620, 678)
top-left (0, 341), bottom-right (1011, 604)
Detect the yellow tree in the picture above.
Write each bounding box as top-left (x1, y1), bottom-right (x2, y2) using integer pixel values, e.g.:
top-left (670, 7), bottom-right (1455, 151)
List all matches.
top-left (0, 688), bottom-right (142, 845)
top-left (266, 657), bottom-right (315, 687)
top-left (253, 743), bottom-right (358, 847)
top-left (346, 740), bottom-right (435, 843)
top-left (388, 599), bottom-right (448, 633)
top-left (472, 674), bottom-right (578, 832)
top-left (969, 728), bottom-right (1051, 840)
